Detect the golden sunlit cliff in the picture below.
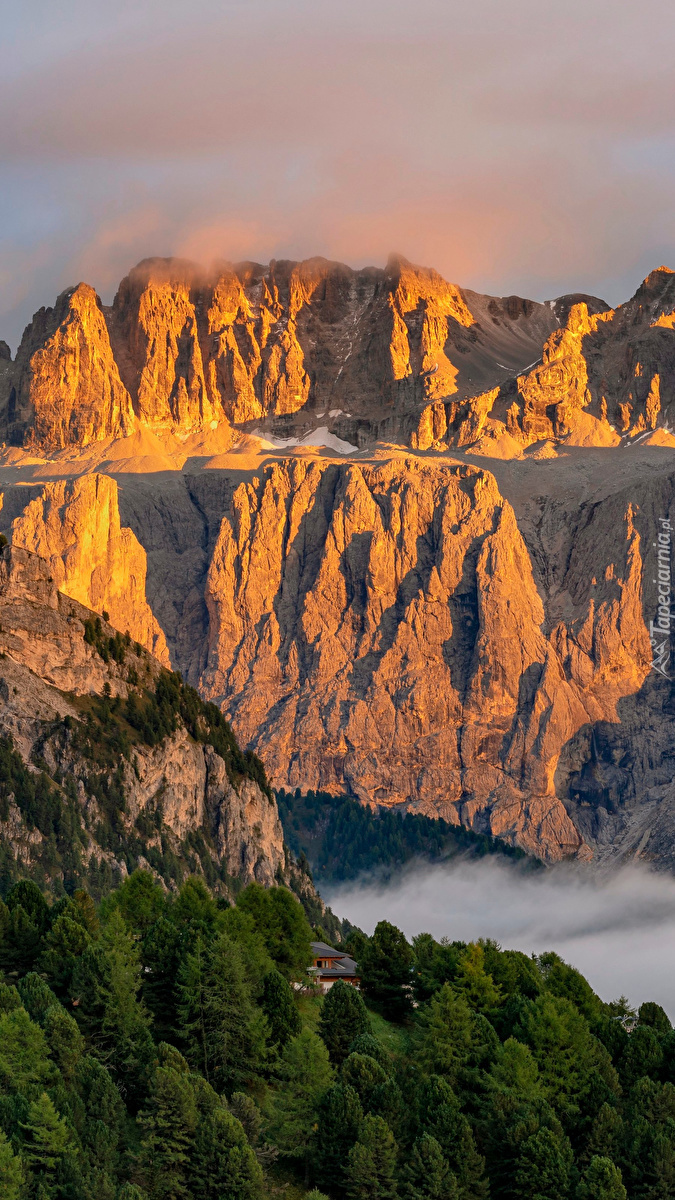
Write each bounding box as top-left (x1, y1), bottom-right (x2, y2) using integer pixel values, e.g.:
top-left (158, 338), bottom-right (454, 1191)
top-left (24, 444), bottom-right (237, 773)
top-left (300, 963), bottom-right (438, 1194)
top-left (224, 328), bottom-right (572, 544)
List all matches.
top-left (2, 256), bottom-right (675, 870)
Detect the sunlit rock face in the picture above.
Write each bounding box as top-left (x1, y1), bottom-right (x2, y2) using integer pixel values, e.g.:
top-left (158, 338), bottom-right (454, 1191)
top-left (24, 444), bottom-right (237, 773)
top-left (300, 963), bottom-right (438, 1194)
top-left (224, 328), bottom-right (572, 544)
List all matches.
top-left (3, 283), bottom-right (137, 449)
top-left (9, 473), bottom-right (169, 664)
top-left (0, 453), bottom-right (659, 865)
top-left (0, 543), bottom-right (288, 891)
top-left (0, 254), bottom-right (564, 450)
top-left (412, 268), bottom-right (675, 454)
top-left (3, 255), bottom-right (675, 866)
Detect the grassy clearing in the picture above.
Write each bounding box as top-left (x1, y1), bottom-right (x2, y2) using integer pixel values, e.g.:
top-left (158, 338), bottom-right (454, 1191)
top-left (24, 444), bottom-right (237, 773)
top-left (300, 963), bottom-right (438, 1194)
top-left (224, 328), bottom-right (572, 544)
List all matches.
top-left (366, 1006), bottom-right (411, 1058)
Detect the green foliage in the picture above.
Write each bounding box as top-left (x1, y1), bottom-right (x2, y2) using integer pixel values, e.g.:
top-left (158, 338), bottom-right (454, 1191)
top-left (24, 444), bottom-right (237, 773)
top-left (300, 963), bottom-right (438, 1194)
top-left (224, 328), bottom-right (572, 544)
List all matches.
top-left (236, 883), bottom-right (313, 978)
top-left (191, 1104), bottom-right (265, 1200)
top-left (178, 931), bottom-right (267, 1094)
top-left (260, 969), bottom-right (301, 1047)
top-left (318, 979), bottom-right (371, 1066)
top-left (0, 872), bottom-right (673, 1200)
top-left (360, 921), bottom-right (414, 1021)
top-left (345, 1113), bottom-right (398, 1200)
top-left (0, 1129), bottom-right (23, 1200)
top-left (277, 788), bottom-right (531, 885)
top-left (400, 1134), bottom-right (457, 1200)
top-left (576, 1156), bottom-right (627, 1200)
top-left (267, 1029), bottom-right (334, 1162)
top-left (315, 1082), bottom-right (364, 1186)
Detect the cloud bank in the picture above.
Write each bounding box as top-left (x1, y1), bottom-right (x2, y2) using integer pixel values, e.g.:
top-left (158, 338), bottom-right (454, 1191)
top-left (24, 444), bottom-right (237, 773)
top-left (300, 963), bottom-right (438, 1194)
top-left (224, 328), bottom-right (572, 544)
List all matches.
top-left (2, 0), bottom-right (675, 345)
top-left (325, 859), bottom-right (675, 1018)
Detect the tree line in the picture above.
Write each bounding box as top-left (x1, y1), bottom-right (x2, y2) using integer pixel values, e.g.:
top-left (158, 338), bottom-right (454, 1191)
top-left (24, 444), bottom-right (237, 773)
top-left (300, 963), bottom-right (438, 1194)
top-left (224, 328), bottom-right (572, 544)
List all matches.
top-left (276, 788), bottom-right (531, 885)
top-left (0, 869), bottom-right (672, 1199)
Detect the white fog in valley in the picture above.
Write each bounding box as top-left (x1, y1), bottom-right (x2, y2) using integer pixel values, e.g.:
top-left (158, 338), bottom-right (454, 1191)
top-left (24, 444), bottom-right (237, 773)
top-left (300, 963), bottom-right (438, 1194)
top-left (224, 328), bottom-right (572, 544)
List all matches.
top-left (325, 859), bottom-right (675, 1018)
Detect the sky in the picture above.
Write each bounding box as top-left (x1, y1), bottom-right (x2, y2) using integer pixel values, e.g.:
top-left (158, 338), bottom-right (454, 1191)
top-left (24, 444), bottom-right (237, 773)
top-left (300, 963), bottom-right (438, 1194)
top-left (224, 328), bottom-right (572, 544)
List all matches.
top-left (2, 0), bottom-right (675, 346)
top-left (326, 858), bottom-right (675, 1018)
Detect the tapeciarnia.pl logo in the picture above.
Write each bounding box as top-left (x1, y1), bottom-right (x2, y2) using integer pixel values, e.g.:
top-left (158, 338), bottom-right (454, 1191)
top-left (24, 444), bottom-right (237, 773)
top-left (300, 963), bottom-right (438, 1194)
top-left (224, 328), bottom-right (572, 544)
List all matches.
top-left (650, 517), bottom-right (672, 679)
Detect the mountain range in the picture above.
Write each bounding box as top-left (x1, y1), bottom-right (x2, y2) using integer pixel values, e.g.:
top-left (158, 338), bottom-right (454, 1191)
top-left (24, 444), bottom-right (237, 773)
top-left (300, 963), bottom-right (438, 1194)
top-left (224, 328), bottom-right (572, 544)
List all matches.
top-left (1, 254), bottom-right (675, 874)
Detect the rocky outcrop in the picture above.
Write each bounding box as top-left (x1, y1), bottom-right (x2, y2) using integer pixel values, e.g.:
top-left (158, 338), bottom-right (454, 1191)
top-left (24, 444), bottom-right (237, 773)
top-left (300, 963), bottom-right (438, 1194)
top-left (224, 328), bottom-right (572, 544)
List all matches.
top-left (0, 255), bottom-right (566, 450)
top-left (0, 445), bottom-right (665, 864)
top-left (413, 269), bottom-right (675, 454)
top-left (2, 283), bottom-right (136, 449)
top-left (8, 473), bottom-right (169, 663)
top-left (191, 457), bottom-right (650, 861)
top-left (0, 543), bottom-right (294, 895)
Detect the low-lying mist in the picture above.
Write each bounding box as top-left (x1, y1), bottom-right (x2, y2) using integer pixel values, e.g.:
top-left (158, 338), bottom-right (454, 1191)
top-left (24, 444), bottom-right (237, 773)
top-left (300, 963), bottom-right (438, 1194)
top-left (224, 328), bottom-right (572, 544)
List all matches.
top-left (325, 858), bottom-right (675, 1017)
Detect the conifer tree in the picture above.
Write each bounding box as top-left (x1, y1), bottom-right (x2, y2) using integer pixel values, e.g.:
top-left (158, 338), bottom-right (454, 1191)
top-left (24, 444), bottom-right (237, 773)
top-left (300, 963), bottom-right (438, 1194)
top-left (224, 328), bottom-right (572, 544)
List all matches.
top-left (140, 915), bottom-right (184, 1042)
top-left (399, 1133), bottom-right (457, 1200)
top-left (453, 944), bottom-right (502, 1013)
top-left (318, 980), bottom-right (370, 1066)
top-left (42, 1004), bottom-right (84, 1083)
top-left (20, 1091), bottom-right (73, 1183)
top-left (415, 985), bottom-right (475, 1085)
top-left (360, 922), bottom-right (413, 1021)
top-left (0, 1129), bottom-right (24, 1200)
top-left (179, 930), bottom-right (267, 1093)
top-left (576, 1156), bottom-right (627, 1200)
top-left (267, 1029), bottom-right (334, 1169)
top-left (135, 1065), bottom-right (197, 1200)
top-left (345, 1113), bottom-right (398, 1200)
top-left (417, 1076), bottom-right (487, 1200)
top-left (349, 1032), bottom-right (390, 1070)
top-left (191, 1105), bottom-right (265, 1200)
top-left (315, 1082), bottom-right (364, 1184)
top-left (39, 913), bottom-right (91, 995)
top-left (16, 972), bottom-right (60, 1024)
top-left (260, 968), bottom-right (301, 1047)
top-left (513, 1127), bottom-right (573, 1200)
top-left (76, 1054), bottom-right (126, 1180)
top-left (73, 908), bottom-right (154, 1105)
top-left (236, 883), bottom-right (313, 978)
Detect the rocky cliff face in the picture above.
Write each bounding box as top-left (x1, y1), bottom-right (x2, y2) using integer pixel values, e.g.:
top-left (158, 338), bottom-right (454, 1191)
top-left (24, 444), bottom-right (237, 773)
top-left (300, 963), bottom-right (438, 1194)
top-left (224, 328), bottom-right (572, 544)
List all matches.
top-left (412, 269), bottom-right (675, 455)
top-left (8, 473), bottom-right (169, 663)
top-left (4, 254), bottom-right (675, 870)
top-left (4, 283), bottom-right (136, 449)
top-left (0, 453), bottom-right (661, 864)
top-left (0, 255), bottom-right (568, 450)
top-left (0, 543), bottom-right (301, 897)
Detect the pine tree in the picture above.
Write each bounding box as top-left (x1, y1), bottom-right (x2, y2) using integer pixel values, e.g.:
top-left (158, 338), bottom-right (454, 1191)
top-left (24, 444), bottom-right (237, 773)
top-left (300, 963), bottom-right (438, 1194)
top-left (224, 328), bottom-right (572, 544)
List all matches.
top-left (453, 945), bottom-right (501, 1013)
top-left (236, 883), bottom-right (313, 978)
top-left (345, 1114), bottom-right (398, 1200)
top-left (417, 1076), bottom-right (487, 1200)
top-left (349, 1033), bottom-right (390, 1070)
top-left (43, 1004), bottom-right (85, 1083)
top-left (179, 930), bottom-right (267, 1093)
top-left (0, 1005), bottom-right (54, 1094)
top-left (141, 916), bottom-right (186, 1042)
top-left (190, 1105), bottom-right (265, 1200)
top-left (0, 1129), bottom-right (24, 1200)
top-left (20, 1091), bottom-right (73, 1181)
top-left (268, 1029), bottom-right (334, 1166)
top-left (414, 986), bottom-right (475, 1086)
top-left (72, 908), bottom-right (154, 1105)
top-left (16, 973), bottom-right (60, 1025)
top-left (39, 913), bottom-right (91, 995)
top-left (513, 1127), bottom-right (573, 1200)
top-left (576, 1157), bottom-right (627, 1200)
top-left (399, 1134), bottom-right (457, 1200)
top-left (135, 1065), bottom-right (197, 1200)
top-left (260, 968), bottom-right (301, 1047)
top-left (342, 1053), bottom-right (390, 1113)
top-left (318, 980), bottom-right (371, 1066)
top-left (76, 1054), bottom-right (126, 1177)
top-left (315, 1082), bottom-right (364, 1184)
top-left (360, 922), bottom-right (413, 1022)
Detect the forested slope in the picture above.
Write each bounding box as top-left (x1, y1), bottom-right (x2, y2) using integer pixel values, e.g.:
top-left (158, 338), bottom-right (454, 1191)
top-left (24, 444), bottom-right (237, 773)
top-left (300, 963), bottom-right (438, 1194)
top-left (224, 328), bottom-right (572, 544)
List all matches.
top-left (0, 868), bottom-right (671, 1200)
